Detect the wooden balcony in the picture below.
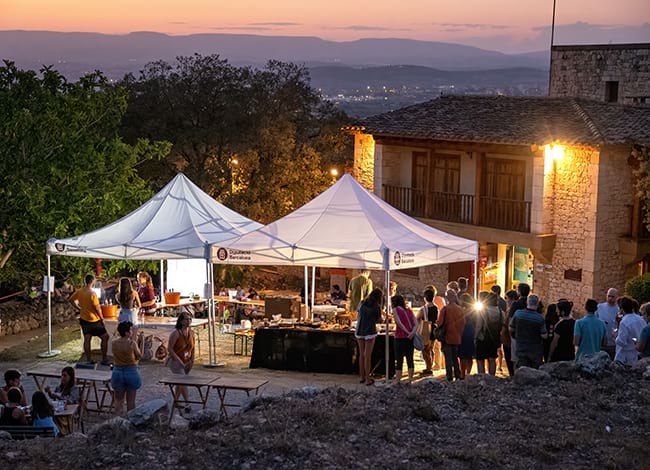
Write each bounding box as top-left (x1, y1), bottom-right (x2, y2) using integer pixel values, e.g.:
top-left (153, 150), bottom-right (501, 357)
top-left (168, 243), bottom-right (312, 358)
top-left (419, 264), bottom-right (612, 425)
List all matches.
top-left (383, 185), bottom-right (531, 233)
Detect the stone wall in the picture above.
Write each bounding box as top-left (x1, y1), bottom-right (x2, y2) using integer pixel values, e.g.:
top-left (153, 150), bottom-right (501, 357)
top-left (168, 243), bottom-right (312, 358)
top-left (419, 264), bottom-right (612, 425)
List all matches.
top-left (353, 133), bottom-right (375, 190)
top-left (0, 299), bottom-right (78, 337)
top-left (592, 146), bottom-right (639, 296)
top-left (549, 43), bottom-right (650, 105)
top-left (534, 145), bottom-right (637, 309)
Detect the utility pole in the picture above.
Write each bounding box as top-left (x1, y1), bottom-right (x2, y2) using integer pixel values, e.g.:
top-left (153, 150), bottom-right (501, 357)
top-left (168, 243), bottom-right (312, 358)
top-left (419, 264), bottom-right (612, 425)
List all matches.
top-left (548, 0), bottom-right (557, 95)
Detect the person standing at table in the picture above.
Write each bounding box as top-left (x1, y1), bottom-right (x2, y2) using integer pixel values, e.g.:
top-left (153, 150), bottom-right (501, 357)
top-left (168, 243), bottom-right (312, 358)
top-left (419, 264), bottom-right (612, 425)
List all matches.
top-left (348, 270), bottom-right (373, 313)
top-left (117, 277), bottom-right (142, 325)
top-left (45, 366), bottom-right (80, 405)
top-left (111, 321), bottom-right (142, 414)
top-left (31, 391), bottom-right (59, 436)
top-left (356, 288), bottom-right (383, 386)
top-left (70, 274), bottom-right (110, 365)
top-left (392, 294), bottom-right (418, 384)
top-left (166, 312), bottom-right (196, 413)
top-left (137, 272), bottom-right (157, 315)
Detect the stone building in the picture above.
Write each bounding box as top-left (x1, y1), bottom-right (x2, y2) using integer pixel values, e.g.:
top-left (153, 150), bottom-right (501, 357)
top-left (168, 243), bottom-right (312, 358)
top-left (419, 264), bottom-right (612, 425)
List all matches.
top-left (349, 95), bottom-right (650, 307)
top-left (549, 43), bottom-right (650, 105)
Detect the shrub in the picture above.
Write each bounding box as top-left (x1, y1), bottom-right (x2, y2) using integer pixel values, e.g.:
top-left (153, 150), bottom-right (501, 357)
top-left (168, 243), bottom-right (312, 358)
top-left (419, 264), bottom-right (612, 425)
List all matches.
top-left (624, 273), bottom-right (650, 304)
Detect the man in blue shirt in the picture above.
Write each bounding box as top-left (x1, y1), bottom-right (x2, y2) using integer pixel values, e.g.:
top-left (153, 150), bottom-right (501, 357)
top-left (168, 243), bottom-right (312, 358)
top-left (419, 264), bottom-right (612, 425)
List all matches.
top-left (574, 298), bottom-right (607, 361)
top-left (509, 294), bottom-right (548, 369)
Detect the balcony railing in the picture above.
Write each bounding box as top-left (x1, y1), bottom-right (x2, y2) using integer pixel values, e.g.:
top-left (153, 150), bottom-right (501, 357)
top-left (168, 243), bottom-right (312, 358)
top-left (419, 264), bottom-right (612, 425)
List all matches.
top-left (383, 185), bottom-right (531, 232)
top-left (478, 196), bottom-right (531, 232)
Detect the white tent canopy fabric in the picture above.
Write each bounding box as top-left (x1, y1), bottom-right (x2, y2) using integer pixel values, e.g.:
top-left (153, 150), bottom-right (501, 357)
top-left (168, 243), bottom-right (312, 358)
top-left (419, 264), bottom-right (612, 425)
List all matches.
top-left (47, 173), bottom-right (262, 260)
top-left (211, 173), bottom-right (477, 269)
top-left (43, 173), bottom-right (261, 363)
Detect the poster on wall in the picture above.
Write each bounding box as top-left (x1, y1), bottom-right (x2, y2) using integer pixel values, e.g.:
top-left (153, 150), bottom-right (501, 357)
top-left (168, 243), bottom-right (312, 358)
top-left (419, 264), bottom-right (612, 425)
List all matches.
top-left (513, 247), bottom-right (529, 283)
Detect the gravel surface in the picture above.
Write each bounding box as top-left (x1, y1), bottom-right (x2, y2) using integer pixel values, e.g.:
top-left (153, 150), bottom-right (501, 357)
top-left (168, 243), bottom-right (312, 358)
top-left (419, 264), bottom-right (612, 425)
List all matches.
top-left (1, 321), bottom-right (648, 469)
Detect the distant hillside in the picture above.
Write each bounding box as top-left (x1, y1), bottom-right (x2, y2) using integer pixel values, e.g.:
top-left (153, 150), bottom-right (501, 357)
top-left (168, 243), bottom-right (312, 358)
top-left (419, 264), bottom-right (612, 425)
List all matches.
top-left (309, 65), bottom-right (547, 93)
top-left (0, 30), bottom-right (548, 80)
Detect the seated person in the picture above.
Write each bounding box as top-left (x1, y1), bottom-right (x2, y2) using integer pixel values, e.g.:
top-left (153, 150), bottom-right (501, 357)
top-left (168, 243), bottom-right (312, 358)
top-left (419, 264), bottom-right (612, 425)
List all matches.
top-left (0, 369), bottom-right (27, 406)
top-left (331, 284), bottom-right (347, 303)
top-left (234, 284), bottom-right (247, 300)
top-left (0, 387), bottom-right (28, 425)
top-left (248, 288), bottom-right (260, 300)
top-left (234, 305), bottom-right (258, 324)
top-left (44, 366), bottom-right (80, 404)
top-left (31, 391), bottom-right (59, 436)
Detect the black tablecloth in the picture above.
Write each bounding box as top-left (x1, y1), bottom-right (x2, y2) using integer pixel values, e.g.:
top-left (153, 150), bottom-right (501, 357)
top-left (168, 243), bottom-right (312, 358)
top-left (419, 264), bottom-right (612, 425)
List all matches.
top-left (250, 327), bottom-right (395, 377)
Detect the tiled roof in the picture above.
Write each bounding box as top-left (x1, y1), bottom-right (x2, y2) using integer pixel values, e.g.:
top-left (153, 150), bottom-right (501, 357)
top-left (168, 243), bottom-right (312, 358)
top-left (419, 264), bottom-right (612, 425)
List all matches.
top-left (360, 95), bottom-right (650, 147)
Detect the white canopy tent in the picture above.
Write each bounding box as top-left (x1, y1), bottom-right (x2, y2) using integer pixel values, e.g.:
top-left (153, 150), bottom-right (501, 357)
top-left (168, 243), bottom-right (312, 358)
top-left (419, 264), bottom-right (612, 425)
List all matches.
top-left (44, 173), bottom-right (262, 363)
top-left (211, 173), bottom-right (478, 379)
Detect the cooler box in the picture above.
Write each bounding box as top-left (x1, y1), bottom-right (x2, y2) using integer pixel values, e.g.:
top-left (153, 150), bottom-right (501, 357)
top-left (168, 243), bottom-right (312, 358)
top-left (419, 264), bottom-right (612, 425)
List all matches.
top-left (264, 296), bottom-right (300, 319)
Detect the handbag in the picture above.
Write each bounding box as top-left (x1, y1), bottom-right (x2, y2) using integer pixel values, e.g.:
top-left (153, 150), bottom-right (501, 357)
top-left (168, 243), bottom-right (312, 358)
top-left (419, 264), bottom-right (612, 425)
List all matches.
top-left (412, 332), bottom-right (425, 351)
top-left (433, 324), bottom-right (446, 342)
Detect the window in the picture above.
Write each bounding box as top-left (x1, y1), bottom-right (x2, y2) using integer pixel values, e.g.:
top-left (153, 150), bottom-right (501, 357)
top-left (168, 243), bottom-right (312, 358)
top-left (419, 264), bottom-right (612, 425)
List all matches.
top-left (412, 151), bottom-right (460, 193)
top-left (605, 81), bottom-right (619, 103)
top-left (483, 158), bottom-right (525, 200)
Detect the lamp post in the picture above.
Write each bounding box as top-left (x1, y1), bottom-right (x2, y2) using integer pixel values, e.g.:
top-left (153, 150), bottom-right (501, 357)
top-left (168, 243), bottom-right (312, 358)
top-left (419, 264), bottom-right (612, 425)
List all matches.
top-left (231, 158), bottom-right (239, 195)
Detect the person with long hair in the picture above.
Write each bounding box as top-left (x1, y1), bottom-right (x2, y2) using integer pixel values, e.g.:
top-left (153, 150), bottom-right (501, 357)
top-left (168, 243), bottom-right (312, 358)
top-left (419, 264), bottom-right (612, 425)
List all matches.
top-left (167, 311), bottom-right (196, 413)
top-left (137, 272), bottom-right (157, 315)
top-left (355, 288), bottom-right (383, 386)
top-left (111, 321), bottom-right (142, 414)
top-left (391, 294), bottom-right (417, 384)
top-left (117, 277), bottom-right (141, 325)
top-left (45, 366), bottom-right (79, 404)
top-left (31, 390), bottom-right (59, 436)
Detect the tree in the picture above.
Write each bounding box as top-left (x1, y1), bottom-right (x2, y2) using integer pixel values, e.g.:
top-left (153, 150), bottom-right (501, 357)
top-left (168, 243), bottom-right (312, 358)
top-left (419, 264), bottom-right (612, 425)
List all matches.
top-left (0, 62), bottom-right (171, 290)
top-left (632, 145), bottom-right (650, 231)
top-left (120, 55), bottom-right (353, 224)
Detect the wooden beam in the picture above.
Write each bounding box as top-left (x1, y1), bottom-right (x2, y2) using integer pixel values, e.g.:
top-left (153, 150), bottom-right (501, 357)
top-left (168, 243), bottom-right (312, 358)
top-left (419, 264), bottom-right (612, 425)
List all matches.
top-left (374, 137), bottom-right (536, 156)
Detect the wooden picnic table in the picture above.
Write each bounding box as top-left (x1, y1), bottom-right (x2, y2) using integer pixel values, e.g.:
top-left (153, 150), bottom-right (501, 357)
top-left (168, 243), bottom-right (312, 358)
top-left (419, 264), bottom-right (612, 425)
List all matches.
top-left (209, 377), bottom-right (268, 420)
top-left (158, 374), bottom-right (219, 424)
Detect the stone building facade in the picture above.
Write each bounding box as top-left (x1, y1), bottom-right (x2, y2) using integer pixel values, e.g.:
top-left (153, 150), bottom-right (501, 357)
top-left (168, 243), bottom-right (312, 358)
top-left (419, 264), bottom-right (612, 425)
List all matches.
top-left (549, 43), bottom-right (650, 105)
top-left (352, 95), bottom-right (650, 309)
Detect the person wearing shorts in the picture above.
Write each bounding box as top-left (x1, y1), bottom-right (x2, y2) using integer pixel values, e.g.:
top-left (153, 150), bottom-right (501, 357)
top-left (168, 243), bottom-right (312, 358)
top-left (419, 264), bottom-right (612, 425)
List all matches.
top-left (70, 274), bottom-right (110, 365)
top-left (355, 288), bottom-right (383, 386)
top-left (166, 312), bottom-right (195, 413)
top-left (111, 321), bottom-right (142, 414)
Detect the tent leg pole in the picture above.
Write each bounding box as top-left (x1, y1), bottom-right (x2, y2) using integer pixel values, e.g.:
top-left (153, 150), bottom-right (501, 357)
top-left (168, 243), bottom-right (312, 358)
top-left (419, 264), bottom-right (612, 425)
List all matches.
top-left (385, 269), bottom-right (390, 383)
top-left (304, 266), bottom-right (309, 321)
top-left (39, 255), bottom-right (60, 358)
top-left (204, 261), bottom-right (224, 368)
top-left (311, 266), bottom-right (316, 321)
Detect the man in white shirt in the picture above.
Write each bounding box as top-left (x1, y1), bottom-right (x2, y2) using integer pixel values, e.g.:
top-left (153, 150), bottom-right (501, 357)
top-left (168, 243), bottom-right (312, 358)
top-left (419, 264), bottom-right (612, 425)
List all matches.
top-left (596, 288), bottom-right (619, 359)
top-left (614, 296), bottom-right (646, 366)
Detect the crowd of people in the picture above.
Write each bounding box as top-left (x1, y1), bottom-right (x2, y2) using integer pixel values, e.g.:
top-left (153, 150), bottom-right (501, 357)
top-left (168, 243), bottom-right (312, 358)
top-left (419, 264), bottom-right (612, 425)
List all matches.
top-left (352, 277), bottom-right (650, 385)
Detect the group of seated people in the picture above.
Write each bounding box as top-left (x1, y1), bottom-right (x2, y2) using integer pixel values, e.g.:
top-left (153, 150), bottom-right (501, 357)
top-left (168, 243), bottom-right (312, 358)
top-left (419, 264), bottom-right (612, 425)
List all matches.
top-left (0, 367), bottom-right (80, 436)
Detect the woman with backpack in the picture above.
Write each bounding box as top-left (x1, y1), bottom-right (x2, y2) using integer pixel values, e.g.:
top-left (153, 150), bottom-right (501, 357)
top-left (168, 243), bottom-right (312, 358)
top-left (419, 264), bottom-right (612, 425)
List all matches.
top-left (475, 292), bottom-right (503, 375)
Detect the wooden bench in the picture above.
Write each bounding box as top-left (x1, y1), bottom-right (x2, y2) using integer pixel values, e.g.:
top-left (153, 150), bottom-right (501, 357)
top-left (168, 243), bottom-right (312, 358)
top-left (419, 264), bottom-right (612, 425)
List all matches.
top-left (0, 425), bottom-right (56, 439)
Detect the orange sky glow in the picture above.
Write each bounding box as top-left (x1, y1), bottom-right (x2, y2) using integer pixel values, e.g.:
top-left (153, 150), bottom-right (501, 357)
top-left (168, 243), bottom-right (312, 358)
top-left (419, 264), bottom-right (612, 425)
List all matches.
top-left (1, 0), bottom-right (648, 51)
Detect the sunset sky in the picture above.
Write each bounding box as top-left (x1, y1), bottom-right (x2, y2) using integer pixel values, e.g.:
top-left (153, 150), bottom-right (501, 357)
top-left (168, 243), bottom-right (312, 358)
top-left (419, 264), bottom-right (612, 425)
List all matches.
top-left (1, 0), bottom-right (648, 52)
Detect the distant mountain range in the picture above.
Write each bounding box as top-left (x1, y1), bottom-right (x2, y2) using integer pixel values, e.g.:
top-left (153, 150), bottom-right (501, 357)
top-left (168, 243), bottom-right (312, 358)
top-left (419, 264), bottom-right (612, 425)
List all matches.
top-left (0, 30), bottom-right (549, 80)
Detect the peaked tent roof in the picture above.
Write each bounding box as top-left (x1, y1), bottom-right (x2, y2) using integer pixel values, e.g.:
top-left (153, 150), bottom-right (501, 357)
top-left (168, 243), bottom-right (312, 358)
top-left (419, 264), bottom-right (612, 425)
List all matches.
top-left (212, 174), bottom-right (477, 270)
top-left (47, 173), bottom-right (262, 260)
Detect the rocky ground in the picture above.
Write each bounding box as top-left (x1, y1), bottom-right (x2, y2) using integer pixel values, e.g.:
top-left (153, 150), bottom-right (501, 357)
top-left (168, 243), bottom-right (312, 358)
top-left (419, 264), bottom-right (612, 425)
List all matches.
top-left (0, 322), bottom-right (649, 469)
